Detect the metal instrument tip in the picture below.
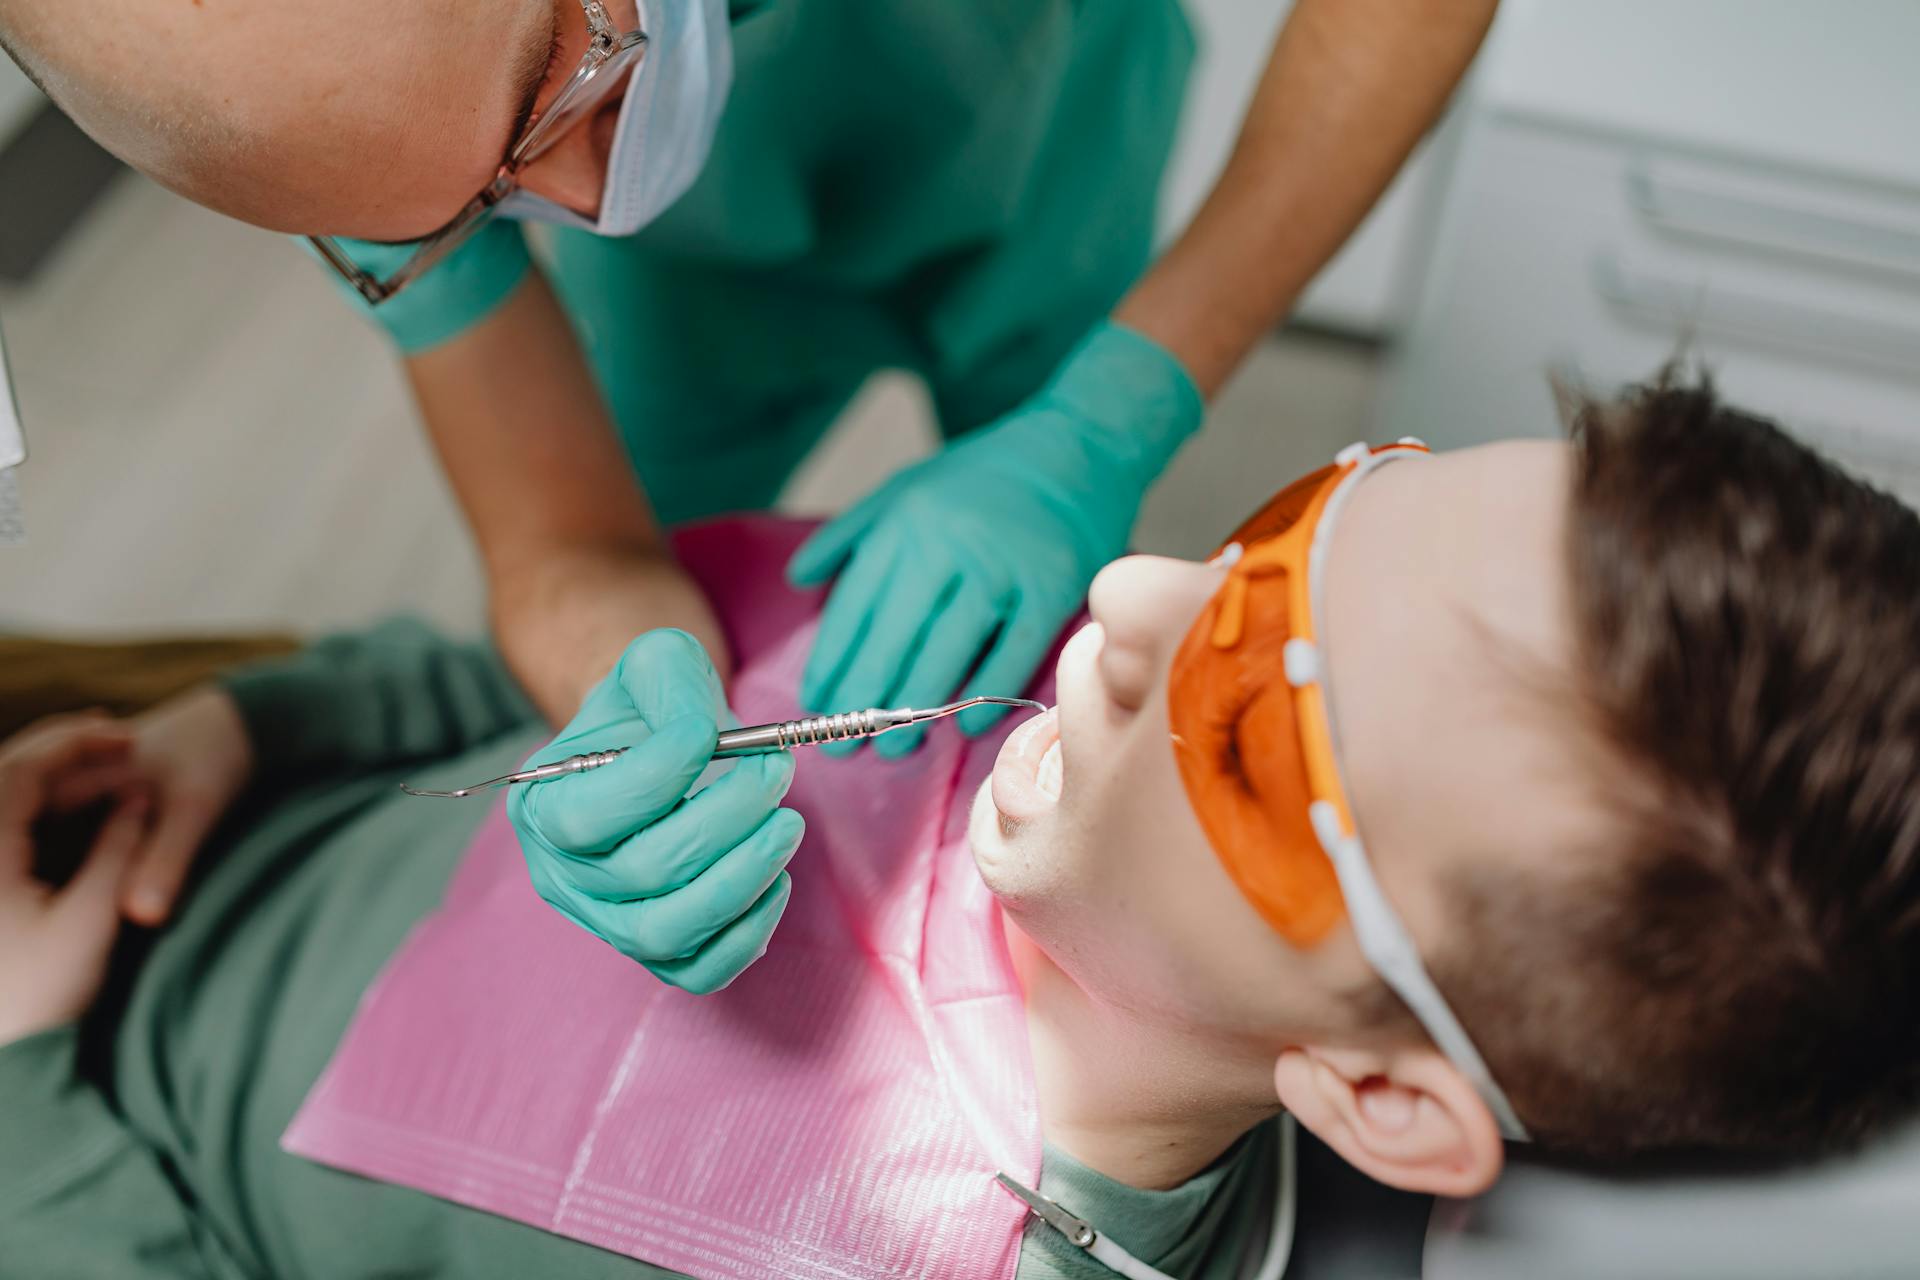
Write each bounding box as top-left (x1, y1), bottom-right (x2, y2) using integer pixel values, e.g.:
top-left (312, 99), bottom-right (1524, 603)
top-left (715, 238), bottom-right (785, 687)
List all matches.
top-left (398, 783), bottom-right (472, 798)
top-left (945, 696), bottom-right (1047, 713)
top-left (908, 696), bottom-right (1048, 725)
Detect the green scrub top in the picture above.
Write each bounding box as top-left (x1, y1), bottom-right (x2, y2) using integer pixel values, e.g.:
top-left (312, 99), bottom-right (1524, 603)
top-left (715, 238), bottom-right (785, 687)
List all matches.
top-left (334, 0), bottom-right (1195, 525)
top-left (0, 622), bottom-right (1280, 1279)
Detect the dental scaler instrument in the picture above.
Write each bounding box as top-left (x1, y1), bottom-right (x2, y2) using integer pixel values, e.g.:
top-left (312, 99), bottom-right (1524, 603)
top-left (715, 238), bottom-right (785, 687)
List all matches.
top-left (399, 696), bottom-right (1047, 798)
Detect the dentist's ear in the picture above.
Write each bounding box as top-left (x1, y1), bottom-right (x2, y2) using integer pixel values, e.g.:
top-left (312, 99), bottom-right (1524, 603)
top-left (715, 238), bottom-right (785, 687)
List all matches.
top-left (1273, 1045), bottom-right (1504, 1198)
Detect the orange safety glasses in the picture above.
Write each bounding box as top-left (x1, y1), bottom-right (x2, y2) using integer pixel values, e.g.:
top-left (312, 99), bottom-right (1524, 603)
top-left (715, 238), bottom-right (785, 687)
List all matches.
top-left (1168, 442), bottom-right (1425, 945)
top-left (1168, 440), bottom-right (1530, 1141)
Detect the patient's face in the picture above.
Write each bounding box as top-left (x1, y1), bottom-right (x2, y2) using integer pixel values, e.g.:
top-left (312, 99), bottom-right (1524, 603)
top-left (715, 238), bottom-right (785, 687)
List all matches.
top-left (971, 440), bottom-right (1610, 1049)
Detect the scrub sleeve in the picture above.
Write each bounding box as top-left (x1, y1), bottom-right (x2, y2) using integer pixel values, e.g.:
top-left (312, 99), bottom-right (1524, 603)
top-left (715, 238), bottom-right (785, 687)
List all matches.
top-left (0, 622), bottom-right (548, 1280)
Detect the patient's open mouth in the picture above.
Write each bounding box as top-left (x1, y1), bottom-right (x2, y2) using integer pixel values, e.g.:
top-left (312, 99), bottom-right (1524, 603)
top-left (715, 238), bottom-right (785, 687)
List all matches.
top-left (991, 706), bottom-right (1061, 822)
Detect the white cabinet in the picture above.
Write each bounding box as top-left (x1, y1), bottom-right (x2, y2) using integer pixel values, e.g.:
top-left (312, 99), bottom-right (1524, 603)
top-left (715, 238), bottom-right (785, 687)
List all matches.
top-left (1380, 1), bottom-right (1920, 503)
top-left (0, 316), bottom-right (20, 470)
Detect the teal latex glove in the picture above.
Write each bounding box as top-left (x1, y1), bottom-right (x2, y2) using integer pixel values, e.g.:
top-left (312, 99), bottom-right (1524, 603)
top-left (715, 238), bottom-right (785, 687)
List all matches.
top-left (508, 630), bottom-right (805, 994)
top-left (788, 321), bottom-right (1203, 756)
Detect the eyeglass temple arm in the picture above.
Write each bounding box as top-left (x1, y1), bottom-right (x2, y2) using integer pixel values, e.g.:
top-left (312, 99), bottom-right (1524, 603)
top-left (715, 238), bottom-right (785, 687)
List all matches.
top-left (308, 175), bottom-right (514, 308)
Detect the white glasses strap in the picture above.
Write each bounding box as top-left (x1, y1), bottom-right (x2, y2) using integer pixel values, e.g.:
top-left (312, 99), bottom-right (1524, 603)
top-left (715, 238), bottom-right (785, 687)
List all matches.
top-left (1301, 444), bottom-right (1531, 1143)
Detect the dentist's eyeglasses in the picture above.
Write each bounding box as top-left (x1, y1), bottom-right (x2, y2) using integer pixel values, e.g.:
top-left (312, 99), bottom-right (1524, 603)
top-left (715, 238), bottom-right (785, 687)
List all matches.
top-left (308, 0), bottom-right (647, 307)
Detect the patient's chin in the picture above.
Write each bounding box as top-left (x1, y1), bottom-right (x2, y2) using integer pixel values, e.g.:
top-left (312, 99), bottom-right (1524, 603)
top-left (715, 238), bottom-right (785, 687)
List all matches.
top-left (968, 781), bottom-right (1025, 895)
top-left (967, 780), bottom-right (1067, 909)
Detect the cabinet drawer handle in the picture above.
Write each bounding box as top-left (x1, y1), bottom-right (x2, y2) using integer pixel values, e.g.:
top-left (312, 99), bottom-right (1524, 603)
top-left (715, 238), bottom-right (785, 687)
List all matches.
top-left (1626, 159), bottom-right (1920, 287)
top-left (0, 315), bottom-right (24, 470)
top-left (1591, 253), bottom-right (1920, 382)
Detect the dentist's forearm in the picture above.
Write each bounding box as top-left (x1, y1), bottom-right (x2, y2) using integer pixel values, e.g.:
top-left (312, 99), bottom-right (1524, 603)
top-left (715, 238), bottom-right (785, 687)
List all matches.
top-left (1114, 0), bottom-right (1499, 397)
top-left (407, 271), bottom-right (728, 724)
top-left (489, 543), bottom-right (730, 725)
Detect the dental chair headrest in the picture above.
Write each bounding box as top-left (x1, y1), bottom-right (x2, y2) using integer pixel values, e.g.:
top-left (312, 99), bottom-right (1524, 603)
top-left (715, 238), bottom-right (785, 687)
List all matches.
top-left (1426, 1112), bottom-right (1920, 1279)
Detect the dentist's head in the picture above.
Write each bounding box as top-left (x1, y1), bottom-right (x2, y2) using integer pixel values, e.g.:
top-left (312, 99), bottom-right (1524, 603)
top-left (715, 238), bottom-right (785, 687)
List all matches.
top-left (0, 0), bottom-right (728, 243)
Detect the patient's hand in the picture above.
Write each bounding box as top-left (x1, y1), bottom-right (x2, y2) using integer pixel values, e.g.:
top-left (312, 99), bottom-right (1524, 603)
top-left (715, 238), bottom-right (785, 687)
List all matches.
top-left (115, 687), bottom-right (255, 925)
top-left (0, 717), bottom-right (149, 1046)
top-left (0, 689), bottom-right (254, 928)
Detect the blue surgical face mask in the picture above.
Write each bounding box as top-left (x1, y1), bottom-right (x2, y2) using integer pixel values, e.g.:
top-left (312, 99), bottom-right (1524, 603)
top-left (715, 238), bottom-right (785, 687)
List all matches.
top-left (500, 0), bottom-right (733, 237)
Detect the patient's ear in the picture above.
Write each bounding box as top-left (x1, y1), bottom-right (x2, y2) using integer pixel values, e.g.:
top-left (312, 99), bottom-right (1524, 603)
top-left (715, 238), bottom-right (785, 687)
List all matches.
top-left (1273, 1045), bottom-right (1504, 1198)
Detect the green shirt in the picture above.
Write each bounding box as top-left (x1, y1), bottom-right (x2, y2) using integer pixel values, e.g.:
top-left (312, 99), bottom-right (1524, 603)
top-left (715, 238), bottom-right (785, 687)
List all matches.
top-left (0, 622), bottom-right (1277, 1279)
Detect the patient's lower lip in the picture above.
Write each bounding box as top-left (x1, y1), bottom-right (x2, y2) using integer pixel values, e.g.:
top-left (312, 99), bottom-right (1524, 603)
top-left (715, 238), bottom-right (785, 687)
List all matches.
top-left (991, 706), bottom-right (1060, 824)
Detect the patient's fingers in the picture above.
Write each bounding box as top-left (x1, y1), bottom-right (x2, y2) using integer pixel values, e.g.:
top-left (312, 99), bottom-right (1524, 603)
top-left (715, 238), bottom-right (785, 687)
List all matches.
top-left (551, 753), bottom-right (797, 901)
top-left (120, 788), bottom-right (222, 926)
top-left (515, 714), bottom-right (716, 856)
top-left (0, 718), bottom-right (136, 878)
top-left (47, 757), bottom-right (142, 811)
top-left (57, 791), bottom-right (147, 935)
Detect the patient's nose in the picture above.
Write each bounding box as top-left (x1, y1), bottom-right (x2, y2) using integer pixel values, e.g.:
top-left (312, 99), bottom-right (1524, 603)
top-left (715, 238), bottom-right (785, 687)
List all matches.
top-left (1088, 556), bottom-right (1224, 709)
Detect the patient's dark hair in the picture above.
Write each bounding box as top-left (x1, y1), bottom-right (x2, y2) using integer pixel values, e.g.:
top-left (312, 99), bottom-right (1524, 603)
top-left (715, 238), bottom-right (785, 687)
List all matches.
top-left (1444, 370), bottom-right (1920, 1159)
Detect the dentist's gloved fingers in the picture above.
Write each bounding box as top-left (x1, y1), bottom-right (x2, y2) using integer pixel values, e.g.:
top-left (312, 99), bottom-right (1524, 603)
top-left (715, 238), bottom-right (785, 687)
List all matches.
top-left (563, 629), bottom-right (725, 738)
top-left (787, 487), bottom-right (895, 589)
top-left (799, 535), bottom-right (901, 712)
top-left (873, 581), bottom-right (1002, 759)
top-left (813, 568), bottom-right (960, 758)
top-left (646, 871), bottom-right (794, 995)
top-left (595, 808), bottom-right (803, 971)
top-left (610, 629), bottom-right (726, 730)
top-left (515, 714), bottom-right (717, 856)
top-left (551, 754), bottom-right (797, 900)
top-left (957, 602), bottom-right (1060, 736)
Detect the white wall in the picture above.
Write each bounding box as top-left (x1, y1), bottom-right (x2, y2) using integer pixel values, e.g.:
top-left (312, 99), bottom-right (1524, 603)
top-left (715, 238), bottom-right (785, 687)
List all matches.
top-left (1158, 0), bottom-right (1462, 337)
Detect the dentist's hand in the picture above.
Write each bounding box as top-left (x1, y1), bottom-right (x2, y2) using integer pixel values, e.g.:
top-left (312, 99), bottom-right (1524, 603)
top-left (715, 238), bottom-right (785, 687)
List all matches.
top-left (788, 322), bottom-right (1202, 756)
top-left (508, 629), bottom-right (804, 994)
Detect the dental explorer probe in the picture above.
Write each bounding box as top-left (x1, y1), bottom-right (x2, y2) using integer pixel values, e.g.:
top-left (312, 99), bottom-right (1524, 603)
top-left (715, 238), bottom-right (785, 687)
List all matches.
top-left (398, 696), bottom-right (1047, 798)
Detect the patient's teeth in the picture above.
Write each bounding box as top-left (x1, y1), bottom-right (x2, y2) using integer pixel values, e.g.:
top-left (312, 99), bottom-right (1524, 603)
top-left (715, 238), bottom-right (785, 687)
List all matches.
top-left (1037, 740), bottom-right (1064, 801)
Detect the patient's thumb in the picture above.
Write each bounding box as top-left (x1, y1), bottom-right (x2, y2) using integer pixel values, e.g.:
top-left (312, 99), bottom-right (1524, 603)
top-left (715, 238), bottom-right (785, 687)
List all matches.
top-left (121, 792), bottom-right (219, 926)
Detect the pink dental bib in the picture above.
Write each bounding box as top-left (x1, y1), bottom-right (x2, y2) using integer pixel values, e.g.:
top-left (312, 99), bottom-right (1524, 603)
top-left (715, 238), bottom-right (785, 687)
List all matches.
top-left (283, 518), bottom-right (1046, 1280)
